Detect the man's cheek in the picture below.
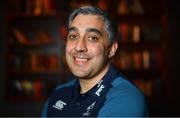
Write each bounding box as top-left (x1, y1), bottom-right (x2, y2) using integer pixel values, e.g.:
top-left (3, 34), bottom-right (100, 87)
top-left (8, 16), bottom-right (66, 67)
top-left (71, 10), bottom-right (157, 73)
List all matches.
top-left (90, 45), bottom-right (104, 56)
top-left (66, 44), bottom-right (73, 53)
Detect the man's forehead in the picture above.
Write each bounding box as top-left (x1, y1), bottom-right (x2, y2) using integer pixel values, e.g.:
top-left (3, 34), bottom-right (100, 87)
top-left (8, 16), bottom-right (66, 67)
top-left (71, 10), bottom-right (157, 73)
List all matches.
top-left (70, 15), bottom-right (105, 30)
top-left (71, 14), bottom-right (104, 25)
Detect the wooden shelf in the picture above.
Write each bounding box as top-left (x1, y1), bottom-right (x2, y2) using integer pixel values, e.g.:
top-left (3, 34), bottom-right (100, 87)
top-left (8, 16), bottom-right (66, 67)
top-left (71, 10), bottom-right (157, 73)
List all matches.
top-left (118, 42), bottom-right (163, 51)
top-left (8, 43), bottom-right (59, 49)
top-left (115, 14), bottom-right (162, 22)
top-left (8, 69), bottom-right (61, 75)
top-left (6, 96), bottom-right (47, 102)
top-left (120, 69), bottom-right (162, 79)
top-left (7, 69), bottom-right (71, 79)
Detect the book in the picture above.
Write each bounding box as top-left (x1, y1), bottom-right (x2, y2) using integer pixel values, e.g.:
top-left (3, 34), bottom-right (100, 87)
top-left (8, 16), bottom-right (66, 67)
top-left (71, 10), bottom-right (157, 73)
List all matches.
top-left (132, 25), bottom-right (141, 43)
top-left (133, 51), bottom-right (142, 70)
top-left (119, 23), bottom-right (129, 43)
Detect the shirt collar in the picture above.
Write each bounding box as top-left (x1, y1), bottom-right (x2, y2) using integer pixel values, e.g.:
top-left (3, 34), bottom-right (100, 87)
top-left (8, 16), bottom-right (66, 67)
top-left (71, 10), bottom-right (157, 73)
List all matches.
top-left (72, 64), bottom-right (119, 99)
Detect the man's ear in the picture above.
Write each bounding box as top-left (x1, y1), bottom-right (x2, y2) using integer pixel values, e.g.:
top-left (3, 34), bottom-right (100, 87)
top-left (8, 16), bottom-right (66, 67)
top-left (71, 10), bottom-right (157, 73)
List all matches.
top-left (108, 41), bottom-right (118, 59)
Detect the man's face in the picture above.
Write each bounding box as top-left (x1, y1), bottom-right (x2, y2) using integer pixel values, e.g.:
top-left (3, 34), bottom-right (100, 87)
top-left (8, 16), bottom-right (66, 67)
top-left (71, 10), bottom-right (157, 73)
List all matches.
top-left (65, 14), bottom-right (113, 79)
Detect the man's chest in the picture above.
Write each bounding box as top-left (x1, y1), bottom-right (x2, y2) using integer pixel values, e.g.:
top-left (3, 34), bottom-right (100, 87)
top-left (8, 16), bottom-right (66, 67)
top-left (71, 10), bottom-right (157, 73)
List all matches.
top-left (47, 93), bottom-right (103, 117)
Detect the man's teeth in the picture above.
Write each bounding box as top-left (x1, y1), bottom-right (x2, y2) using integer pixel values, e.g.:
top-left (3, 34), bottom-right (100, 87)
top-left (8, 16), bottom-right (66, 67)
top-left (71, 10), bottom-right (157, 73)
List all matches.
top-left (75, 57), bottom-right (88, 62)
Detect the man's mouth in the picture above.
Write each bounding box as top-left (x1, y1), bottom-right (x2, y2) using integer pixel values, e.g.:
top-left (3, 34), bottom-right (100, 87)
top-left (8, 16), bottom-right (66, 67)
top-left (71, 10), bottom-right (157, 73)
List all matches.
top-left (73, 56), bottom-right (90, 65)
top-left (74, 57), bottom-right (88, 62)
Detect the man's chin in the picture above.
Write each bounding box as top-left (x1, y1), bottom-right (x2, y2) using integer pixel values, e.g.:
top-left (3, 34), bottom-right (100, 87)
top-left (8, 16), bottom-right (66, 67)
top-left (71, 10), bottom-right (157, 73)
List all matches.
top-left (73, 72), bottom-right (88, 78)
top-left (71, 71), bottom-right (90, 79)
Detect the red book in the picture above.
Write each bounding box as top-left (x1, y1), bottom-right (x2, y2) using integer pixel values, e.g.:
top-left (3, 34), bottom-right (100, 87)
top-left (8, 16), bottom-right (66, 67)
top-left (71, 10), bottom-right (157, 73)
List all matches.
top-left (119, 23), bottom-right (128, 43)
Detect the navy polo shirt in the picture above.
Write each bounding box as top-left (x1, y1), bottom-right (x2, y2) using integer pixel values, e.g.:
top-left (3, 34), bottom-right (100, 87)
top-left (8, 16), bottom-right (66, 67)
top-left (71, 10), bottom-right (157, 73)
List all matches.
top-left (42, 64), bottom-right (148, 117)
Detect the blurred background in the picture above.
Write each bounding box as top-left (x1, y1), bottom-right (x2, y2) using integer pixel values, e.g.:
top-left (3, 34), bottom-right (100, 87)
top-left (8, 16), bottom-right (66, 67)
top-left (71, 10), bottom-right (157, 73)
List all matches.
top-left (0, 0), bottom-right (180, 116)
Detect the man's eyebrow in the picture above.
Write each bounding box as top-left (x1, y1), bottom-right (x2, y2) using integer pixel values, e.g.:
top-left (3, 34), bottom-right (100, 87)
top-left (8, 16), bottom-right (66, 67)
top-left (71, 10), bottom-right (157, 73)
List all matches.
top-left (86, 28), bottom-right (102, 36)
top-left (68, 27), bottom-right (103, 36)
top-left (68, 26), bottom-right (78, 32)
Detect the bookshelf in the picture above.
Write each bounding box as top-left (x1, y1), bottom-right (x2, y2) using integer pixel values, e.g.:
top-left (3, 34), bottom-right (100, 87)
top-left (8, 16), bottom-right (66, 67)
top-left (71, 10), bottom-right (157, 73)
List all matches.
top-left (5, 0), bottom-right (167, 114)
top-left (5, 0), bottom-right (71, 102)
top-left (112, 0), bottom-right (166, 100)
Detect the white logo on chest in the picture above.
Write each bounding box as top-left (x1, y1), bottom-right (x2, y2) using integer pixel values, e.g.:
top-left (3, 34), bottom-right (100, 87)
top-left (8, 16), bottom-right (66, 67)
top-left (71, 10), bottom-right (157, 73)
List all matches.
top-left (52, 100), bottom-right (67, 110)
top-left (95, 84), bottom-right (105, 96)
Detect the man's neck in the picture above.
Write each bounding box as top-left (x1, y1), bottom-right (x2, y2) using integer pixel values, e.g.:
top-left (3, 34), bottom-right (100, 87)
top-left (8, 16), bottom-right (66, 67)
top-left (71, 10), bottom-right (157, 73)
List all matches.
top-left (79, 64), bottom-right (110, 94)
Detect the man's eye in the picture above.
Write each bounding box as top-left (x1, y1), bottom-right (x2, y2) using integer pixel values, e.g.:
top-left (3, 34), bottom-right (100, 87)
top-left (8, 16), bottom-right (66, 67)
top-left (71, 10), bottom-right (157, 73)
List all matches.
top-left (88, 36), bottom-right (98, 42)
top-left (67, 34), bottom-right (78, 40)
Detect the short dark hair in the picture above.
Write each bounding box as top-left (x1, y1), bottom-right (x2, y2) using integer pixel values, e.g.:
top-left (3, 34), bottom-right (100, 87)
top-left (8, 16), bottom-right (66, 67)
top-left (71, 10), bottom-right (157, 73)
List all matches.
top-left (68, 6), bottom-right (117, 44)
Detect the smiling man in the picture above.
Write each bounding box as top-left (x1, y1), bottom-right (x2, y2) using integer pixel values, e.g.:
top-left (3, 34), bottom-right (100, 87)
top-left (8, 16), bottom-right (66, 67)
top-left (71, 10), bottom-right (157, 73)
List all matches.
top-left (42, 6), bottom-right (148, 117)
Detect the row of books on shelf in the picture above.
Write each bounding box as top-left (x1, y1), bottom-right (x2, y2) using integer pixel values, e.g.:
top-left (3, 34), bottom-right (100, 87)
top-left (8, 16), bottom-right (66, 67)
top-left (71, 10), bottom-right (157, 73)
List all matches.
top-left (114, 50), bottom-right (162, 70)
top-left (117, 0), bottom-right (144, 15)
top-left (9, 0), bottom-right (55, 16)
top-left (8, 53), bottom-right (60, 72)
top-left (9, 28), bottom-right (54, 45)
top-left (132, 79), bottom-right (162, 97)
top-left (9, 0), bottom-right (156, 16)
top-left (8, 79), bottom-right (48, 100)
top-left (61, 0), bottom-right (145, 15)
top-left (118, 22), bottom-right (162, 43)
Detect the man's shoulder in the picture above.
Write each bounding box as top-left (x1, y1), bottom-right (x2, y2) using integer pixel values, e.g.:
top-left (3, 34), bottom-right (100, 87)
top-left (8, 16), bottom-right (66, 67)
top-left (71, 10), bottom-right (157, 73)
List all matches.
top-left (98, 74), bottom-right (148, 117)
top-left (108, 74), bottom-right (145, 99)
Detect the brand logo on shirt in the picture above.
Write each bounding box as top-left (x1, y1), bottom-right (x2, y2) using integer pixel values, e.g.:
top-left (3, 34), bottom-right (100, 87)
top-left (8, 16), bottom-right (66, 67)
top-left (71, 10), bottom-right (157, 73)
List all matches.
top-left (95, 84), bottom-right (105, 96)
top-left (82, 101), bottom-right (96, 116)
top-left (97, 80), bottom-right (103, 87)
top-left (52, 100), bottom-right (67, 110)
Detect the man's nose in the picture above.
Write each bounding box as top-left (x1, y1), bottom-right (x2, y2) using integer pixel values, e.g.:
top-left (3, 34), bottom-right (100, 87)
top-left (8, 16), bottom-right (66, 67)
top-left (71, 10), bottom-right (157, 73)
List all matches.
top-left (75, 37), bottom-right (87, 52)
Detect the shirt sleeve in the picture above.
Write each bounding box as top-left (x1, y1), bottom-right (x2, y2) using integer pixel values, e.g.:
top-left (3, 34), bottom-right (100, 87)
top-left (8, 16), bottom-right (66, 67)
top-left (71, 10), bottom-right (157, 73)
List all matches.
top-left (97, 84), bottom-right (148, 117)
